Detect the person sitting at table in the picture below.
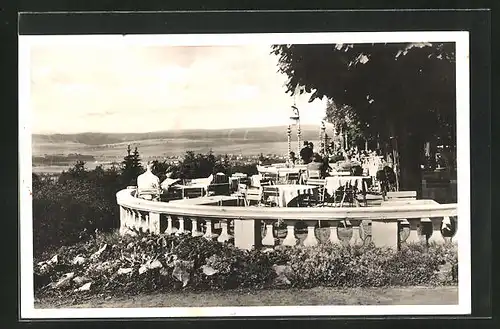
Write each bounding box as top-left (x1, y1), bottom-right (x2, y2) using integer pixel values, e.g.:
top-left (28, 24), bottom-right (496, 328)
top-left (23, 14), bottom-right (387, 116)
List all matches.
top-left (300, 141), bottom-right (313, 164)
top-left (137, 161), bottom-right (161, 200)
top-left (160, 170), bottom-right (181, 190)
top-left (307, 153), bottom-right (328, 178)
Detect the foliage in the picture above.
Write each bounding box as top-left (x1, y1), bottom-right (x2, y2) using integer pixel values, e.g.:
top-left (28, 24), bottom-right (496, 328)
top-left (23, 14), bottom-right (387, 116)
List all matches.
top-left (271, 43), bottom-right (456, 191)
top-left (121, 144), bottom-right (143, 186)
top-left (34, 231), bottom-right (458, 300)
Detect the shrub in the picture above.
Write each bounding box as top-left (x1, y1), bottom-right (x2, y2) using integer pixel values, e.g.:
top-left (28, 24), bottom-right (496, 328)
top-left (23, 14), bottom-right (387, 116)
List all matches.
top-left (33, 231), bottom-right (458, 300)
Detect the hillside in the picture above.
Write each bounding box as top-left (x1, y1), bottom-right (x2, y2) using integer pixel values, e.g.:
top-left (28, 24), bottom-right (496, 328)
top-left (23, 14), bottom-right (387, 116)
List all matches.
top-left (32, 125), bottom-right (325, 160)
top-left (32, 125), bottom-right (322, 146)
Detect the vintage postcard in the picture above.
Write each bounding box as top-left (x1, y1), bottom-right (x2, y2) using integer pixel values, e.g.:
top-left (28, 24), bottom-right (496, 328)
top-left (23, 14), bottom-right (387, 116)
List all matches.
top-left (19, 31), bottom-right (470, 319)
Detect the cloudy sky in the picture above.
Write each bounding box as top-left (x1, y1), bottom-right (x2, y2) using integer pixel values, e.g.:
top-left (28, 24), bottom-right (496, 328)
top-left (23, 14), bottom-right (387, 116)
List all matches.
top-left (29, 43), bottom-right (327, 134)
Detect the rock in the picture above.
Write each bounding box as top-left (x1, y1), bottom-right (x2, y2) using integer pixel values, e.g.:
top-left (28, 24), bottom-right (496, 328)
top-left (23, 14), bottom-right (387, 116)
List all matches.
top-left (54, 272), bottom-right (75, 290)
top-left (74, 282), bottom-right (91, 292)
top-left (72, 276), bottom-right (91, 285)
top-left (126, 242), bottom-right (135, 249)
top-left (91, 244), bottom-right (109, 260)
top-left (72, 255), bottom-right (86, 265)
top-left (117, 268), bottom-right (134, 275)
top-left (201, 265), bottom-right (218, 276)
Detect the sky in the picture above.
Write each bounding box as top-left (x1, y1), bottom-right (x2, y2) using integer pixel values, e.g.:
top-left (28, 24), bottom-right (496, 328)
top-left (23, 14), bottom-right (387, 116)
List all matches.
top-left (29, 43), bottom-right (327, 134)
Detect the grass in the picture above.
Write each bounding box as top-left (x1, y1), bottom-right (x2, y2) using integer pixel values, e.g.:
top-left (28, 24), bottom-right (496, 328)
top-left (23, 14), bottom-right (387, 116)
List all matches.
top-left (35, 286), bottom-right (458, 308)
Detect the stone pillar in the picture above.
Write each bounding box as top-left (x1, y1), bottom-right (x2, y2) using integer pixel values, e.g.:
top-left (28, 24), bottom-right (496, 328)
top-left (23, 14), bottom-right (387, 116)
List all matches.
top-left (328, 220), bottom-right (341, 244)
top-left (126, 209), bottom-right (134, 229)
top-left (371, 219), bottom-right (399, 250)
top-left (349, 219), bottom-right (363, 246)
top-left (233, 219), bottom-right (261, 250)
top-left (428, 217), bottom-right (445, 244)
top-left (217, 219), bottom-right (233, 243)
top-left (149, 212), bottom-right (160, 234)
top-left (203, 219), bottom-right (219, 240)
top-left (303, 220), bottom-right (318, 247)
top-left (164, 215), bottom-right (178, 235)
top-left (131, 210), bottom-right (139, 230)
top-left (262, 220), bottom-right (277, 246)
top-left (406, 218), bottom-right (423, 244)
top-left (191, 217), bottom-right (204, 237)
top-left (282, 220), bottom-right (298, 246)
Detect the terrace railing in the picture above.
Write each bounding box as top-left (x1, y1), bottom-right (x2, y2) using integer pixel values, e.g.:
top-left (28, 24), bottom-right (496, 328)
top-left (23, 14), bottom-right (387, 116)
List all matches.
top-left (116, 188), bottom-right (458, 250)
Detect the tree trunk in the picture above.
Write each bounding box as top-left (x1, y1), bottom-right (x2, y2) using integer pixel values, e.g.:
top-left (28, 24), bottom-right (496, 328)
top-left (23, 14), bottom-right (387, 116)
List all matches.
top-left (397, 132), bottom-right (424, 197)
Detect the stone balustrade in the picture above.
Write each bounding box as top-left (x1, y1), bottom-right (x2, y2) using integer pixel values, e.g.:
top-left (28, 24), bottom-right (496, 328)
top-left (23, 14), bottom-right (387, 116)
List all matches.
top-left (117, 188), bottom-right (458, 250)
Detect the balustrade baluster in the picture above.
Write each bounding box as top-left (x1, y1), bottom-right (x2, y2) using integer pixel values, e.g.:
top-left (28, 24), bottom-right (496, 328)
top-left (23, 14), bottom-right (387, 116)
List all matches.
top-left (452, 217), bottom-right (458, 243)
top-left (149, 212), bottom-right (160, 234)
top-left (119, 206), bottom-right (127, 234)
top-left (348, 219), bottom-right (363, 246)
top-left (217, 219), bottom-right (233, 243)
top-left (203, 219), bottom-right (219, 240)
top-left (191, 217), bottom-right (204, 237)
top-left (164, 215), bottom-right (178, 235)
top-left (303, 220), bottom-right (319, 247)
top-left (407, 218), bottom-right (423, 243)
top-left (328, 220), bottom-right (341, 244)
top-left (428, 217), bottom-right (445, 244)
top-left (175, 216), bottom-right (188, 235)
top-left (126, 209), bottom-right (133, 229)
top-left (442, 216), bottom-right (453, 244)
top-left (133, 210), bottom-right (141, 231)
top-left (262, 220), bottom-right (277, 246)
top-left (142, 212), bottom-right (150, 233)
top-left (282, 220), bottom-right (298, 246)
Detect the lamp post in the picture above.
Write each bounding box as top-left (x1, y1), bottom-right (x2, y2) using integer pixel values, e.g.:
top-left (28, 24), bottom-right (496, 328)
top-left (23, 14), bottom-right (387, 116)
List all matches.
top-left (320, 120), bottom-right (326, 155)
top-left (290, 105), bottom-right (301, 157)
top-left (287, 125), bottom-right (292, 162)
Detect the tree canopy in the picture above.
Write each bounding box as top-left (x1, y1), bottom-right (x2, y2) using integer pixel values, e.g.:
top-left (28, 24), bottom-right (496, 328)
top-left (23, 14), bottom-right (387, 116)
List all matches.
top-left (272, 42), bottom-right (456, 192)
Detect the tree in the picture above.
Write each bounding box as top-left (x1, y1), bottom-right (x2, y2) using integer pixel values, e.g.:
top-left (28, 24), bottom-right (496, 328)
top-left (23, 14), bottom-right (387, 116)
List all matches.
top-left (272, 43), bottom-right (456, 194)
top-left (121, 144), bottom-right (143, 185)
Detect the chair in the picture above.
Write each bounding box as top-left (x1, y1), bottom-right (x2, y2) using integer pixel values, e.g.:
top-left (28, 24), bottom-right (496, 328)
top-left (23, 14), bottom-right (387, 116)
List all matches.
top-left (261, 186), bottom-right (280, 207)
top-left (285, 172), bottom-right (300, 184)
top-left (136, 187), bottom-right (161, 201)
top-left (235, 183), bottom-right (249, 206)
top-left (306, 178), bottom-right (327, 206)
top-left (339, 181), bottom-right (359, 207)
top-left (246, 187), bottom-right (262, 206)
top-left (307, 169), bottom-right (321, 180)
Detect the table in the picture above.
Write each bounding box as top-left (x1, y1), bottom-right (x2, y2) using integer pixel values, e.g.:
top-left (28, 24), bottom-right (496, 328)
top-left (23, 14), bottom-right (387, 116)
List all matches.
top-left (172, 183), bottom-right (209, 199)
top-left (270, 184), bottom-right (319, 207)
top-left (325, 176), bottom-right (371, 206)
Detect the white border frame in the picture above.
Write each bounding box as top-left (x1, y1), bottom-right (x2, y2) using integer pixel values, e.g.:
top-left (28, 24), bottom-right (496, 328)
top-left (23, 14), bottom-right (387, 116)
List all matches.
top-left (19, 31), bottom-right (470, 319)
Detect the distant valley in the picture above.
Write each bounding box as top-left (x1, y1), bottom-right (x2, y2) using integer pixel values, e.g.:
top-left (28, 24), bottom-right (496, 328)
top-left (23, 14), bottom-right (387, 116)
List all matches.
top-left (32, 125), bottom-right (324, 168)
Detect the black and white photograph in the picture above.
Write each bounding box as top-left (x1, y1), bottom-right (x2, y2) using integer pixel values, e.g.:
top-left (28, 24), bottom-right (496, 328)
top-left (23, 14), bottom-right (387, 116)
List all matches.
top-left (19, 31), bottom-right (470, 318)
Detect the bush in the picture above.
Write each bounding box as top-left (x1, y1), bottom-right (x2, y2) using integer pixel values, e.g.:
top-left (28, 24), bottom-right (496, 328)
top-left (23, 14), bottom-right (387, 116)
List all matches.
top-left (34, 232), bottom-right (458, 300)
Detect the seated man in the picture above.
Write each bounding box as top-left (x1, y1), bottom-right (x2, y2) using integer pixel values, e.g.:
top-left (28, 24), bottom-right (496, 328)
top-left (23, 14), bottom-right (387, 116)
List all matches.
top-left (300, 141), bottom-right (313, 164)
top-left (136, 161), bottom-right (161, 200)
top-left (307, 153), bottom-right (327, 178)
